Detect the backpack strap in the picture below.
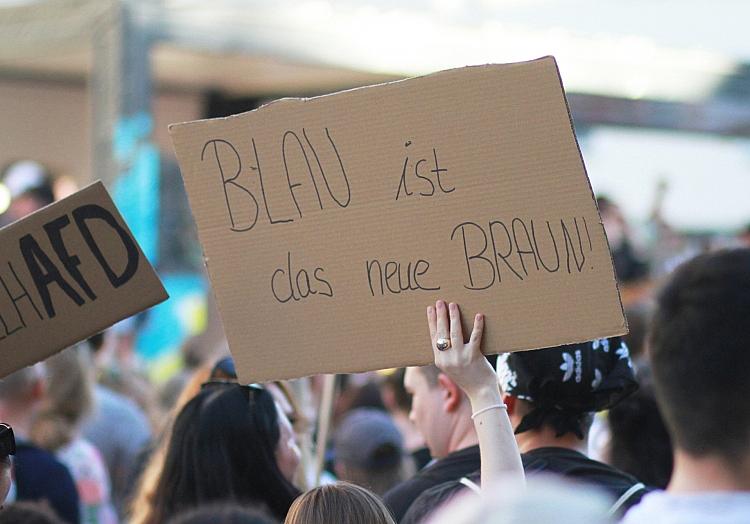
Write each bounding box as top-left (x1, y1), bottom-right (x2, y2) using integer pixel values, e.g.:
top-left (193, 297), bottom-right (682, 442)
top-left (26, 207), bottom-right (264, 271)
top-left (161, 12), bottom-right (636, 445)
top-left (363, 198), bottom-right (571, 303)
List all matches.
top-left (607, 482), bottom-right (646, 516)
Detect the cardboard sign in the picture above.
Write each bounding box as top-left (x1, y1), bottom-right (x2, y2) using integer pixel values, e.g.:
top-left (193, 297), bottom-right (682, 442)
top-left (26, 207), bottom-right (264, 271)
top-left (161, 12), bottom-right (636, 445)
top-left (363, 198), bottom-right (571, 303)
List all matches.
top-left (170, 56), bottom-right (626, 383)
top-left (0, 182), bottom-right (168, 378)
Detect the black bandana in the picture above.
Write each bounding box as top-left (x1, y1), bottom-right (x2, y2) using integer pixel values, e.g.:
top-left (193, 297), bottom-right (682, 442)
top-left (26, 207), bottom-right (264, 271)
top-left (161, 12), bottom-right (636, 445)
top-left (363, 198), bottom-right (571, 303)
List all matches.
top-left (497, 337), bottom-right (637, 439)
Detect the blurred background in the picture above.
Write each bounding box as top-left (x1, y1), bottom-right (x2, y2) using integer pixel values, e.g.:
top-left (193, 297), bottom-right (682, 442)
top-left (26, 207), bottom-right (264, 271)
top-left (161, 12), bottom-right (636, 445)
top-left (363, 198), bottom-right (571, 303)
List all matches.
top-left (1, 0), bottom-right (749, 380)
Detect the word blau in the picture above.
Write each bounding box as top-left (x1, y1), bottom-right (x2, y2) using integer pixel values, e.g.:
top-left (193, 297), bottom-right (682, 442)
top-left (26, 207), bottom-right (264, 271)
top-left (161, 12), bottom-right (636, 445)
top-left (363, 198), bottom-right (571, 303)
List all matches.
top-left (0, 205), bottom-right (140, 340)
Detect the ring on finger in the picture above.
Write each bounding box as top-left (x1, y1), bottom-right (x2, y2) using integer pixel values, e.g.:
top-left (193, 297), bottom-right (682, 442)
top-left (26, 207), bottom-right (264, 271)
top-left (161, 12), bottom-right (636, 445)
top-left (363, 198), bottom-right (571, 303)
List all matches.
top-left (436, 337), bottom-right (451, 351)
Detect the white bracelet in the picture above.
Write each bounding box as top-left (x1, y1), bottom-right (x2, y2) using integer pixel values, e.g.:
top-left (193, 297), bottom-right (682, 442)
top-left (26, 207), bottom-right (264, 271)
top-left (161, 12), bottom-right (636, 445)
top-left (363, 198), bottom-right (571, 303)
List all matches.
top-left (471, 404), bottom-right (507, 420)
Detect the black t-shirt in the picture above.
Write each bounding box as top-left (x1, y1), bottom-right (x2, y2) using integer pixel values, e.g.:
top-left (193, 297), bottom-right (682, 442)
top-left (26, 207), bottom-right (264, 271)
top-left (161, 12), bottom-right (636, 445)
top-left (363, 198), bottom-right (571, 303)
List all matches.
top-left (13, 441), bottom-right (81, 524)
top-left (383, 445), bottom-right (480, 522)
top-left (402, 447), bottom-right (650, 524)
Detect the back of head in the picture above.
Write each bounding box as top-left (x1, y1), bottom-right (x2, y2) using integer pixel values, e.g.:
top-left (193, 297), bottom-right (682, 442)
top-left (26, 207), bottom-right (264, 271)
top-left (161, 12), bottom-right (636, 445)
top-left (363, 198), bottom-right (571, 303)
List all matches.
top-left (32, 345), bottom-right (93, 451)
top-left (0, 501), bottom-right (64, 524)
top-left (649, 248), bottom-right (750, 464)
top-left (497, 337), bottom-right (637, 439)
top-left (0, 364), bottom-right (44, 405)
top-left (165, 503), bottom-right (278, 524)
top-left (149, 384), bottom-right (298, 522)
top-left (333, 408), bottom-right (407, 495)
top-left (284, 482), bottom-right (395, 524)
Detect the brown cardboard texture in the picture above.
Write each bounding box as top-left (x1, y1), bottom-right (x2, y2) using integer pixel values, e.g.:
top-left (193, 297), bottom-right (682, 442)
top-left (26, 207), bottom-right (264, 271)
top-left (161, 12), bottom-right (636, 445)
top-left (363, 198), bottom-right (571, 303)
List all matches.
top-left (169, 56), bottom-right (626, 384)
top-left (0, 182), bottom-right (168, 378)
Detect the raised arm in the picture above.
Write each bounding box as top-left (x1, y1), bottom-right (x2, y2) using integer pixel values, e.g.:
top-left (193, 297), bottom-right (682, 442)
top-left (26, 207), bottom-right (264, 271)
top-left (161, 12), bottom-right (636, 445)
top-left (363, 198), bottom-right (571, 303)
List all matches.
top-left (427, 300), bottom-right (524, 488)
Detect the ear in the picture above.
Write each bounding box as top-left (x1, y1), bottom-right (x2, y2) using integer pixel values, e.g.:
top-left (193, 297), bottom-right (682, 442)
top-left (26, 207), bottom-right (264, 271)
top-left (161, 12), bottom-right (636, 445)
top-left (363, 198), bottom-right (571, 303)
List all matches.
top-left (437, 373), bottom-right (463, 413)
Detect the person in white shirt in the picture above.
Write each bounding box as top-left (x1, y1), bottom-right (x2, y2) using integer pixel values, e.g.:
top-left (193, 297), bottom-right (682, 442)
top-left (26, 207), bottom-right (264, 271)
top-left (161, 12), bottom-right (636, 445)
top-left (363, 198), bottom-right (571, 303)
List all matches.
top-left (622, 248), bottom-right (750, 523)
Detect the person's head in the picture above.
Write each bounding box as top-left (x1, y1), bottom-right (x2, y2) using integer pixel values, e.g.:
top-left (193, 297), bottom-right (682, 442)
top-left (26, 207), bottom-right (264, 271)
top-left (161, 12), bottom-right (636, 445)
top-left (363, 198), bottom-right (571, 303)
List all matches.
top-left (284, 482), bottom-right (395, 524)
top-left (333, 408), bottom-right (410, 495)
top-left (0, 364), bottom-right (46, 430)
top-left (148, 383), bottom-right (300, 522)
top-left (648, 248), bottom-right (750, 472)
top-left (497, 337), bottom-right (637, 447)
top-left (607, 363), bottom-right (672, 489)
top-left (0, 501), bottom-right (65, 524)
top-left (403, 365), bottom-right (472, 458)
top-left (31, 344), bottom-right (93, 451)
top-left (165, 503), bottom-right (278, 524)
top-left (0, 160), bottom-right (55, 224)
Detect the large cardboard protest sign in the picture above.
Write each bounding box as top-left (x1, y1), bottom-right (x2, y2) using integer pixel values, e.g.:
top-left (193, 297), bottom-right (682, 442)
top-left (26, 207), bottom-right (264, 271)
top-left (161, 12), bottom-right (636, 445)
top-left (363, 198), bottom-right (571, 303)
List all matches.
top-left (0, 182), bottom-right (168, 378)
top-left (170, 56), bottom-right (626, 383)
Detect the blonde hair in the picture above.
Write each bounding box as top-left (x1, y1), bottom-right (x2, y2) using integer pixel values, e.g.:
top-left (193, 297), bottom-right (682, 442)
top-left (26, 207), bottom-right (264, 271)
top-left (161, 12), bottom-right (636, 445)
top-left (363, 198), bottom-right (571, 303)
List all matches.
top-left (31, 345), bottom-right (92, 451)
top-left (284, 482), bottom-right (395, 524)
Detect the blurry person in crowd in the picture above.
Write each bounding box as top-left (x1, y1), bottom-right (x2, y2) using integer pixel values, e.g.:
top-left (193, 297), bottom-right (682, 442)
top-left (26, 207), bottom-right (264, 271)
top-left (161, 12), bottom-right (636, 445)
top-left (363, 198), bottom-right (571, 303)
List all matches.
top-left (380, 370), bottom-right (430, 470)
top-left (0, 365), bottom-right (79, 523)
top-left (607, 364), bottom-right (672, 489)
top-left (82, 333), bottom-right (152, 519)
top-left (130, 363), bottom-right (214, 524)
top-left (165, 503), bottom-right (277, 524)
top-left (622, 249), bottom-right (750, 523)
top-left (383, 302), bottom-right (521, 522)
top-left (332, 408), bottom-right (414, 496)
top-left (738, 223), bottom-right (750, 247)
top-left (381, 362), bottom-right (481, 521)
top-left (144, 382), bottom-right (301, 523)
top-left (0, 160), bottom-right (55, 227)
top-left (284, 482), bottom-right (394, 524)
top-left (428, 475), bottom-right (613, 524)
top-left (31, 345), bottom-right (117, 523)
top-left (0, 423), bottom-right (15, 504)
top-left (0, 501), bottom-right (65, 524)
top-left (402, 337), bottom-right (645, 524)
top-left (597, 195), bottom-right (648, 285)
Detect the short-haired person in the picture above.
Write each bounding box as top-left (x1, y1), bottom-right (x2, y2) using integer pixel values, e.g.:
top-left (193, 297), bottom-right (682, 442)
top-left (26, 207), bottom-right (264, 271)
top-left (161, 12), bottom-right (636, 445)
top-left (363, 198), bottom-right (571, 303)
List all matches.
top-left (402, 336), bottom-right (645, 523)
top-left (145, 382), bottom-right (301, 523)
top-left (0, 366), bottom-right (79, 523)
top-left (622, 248), bottom-right (750, 523)
top-left (284, 482), bottom-right (395, 524)
top-left (333, 408), bottom-right (412, 495)
top-left (384, 301), bottom-right (524, 521)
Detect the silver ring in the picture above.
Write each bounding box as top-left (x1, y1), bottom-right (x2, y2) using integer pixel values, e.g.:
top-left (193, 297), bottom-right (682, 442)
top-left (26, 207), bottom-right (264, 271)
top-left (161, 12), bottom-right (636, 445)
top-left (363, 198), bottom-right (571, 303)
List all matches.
top-left (436, 337), bottom-right (451, 351)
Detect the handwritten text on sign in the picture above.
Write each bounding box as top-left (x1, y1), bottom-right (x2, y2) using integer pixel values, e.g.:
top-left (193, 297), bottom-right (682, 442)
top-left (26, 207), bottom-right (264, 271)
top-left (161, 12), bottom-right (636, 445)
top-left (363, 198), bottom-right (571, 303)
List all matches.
top-left (170, 57), bottom-right (626, 383)
top-left (0, 182), bottom-right (167, 378)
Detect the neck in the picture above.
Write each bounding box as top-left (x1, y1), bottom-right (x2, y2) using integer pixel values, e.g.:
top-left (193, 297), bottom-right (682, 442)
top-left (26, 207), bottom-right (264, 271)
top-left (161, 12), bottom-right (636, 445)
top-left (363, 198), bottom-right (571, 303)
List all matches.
top-left (515, 426), bottom-right (587, 454)
top-left (668, 449), bottom-right (750, 493)
top-left (446, 408), bottom-right (479, 455)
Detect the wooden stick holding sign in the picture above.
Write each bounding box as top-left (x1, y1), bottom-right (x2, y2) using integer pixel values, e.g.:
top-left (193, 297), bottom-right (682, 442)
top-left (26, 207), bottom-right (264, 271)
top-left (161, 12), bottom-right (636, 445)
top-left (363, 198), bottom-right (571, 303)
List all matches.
top-left (0, 181), bottom-right (168, 378)
top-left (315, 374), bottom-right (337, 486)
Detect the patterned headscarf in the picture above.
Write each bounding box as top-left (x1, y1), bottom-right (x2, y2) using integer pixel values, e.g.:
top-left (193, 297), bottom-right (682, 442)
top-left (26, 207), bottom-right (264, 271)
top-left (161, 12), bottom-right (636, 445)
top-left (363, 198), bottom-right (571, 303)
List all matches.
top-left (497, 337), bottom-right (637, 439)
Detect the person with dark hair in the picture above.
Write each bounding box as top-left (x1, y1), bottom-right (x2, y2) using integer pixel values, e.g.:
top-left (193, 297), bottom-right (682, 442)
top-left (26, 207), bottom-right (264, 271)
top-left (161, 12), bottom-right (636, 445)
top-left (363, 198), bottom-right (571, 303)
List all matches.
top-left (622, 248), bottom-right (750, 523)
top-left (284, 482), bottom-right (395, 524)
top-left (607, 363), bottom-right (673, 489)
top-left (0, 501), bottom-right (65, 524)
top-left (144, 383), bottom-right (301, 523)
top-left (166, 503), bottom-right (278, 524)
top-left (402, 336), bottom-right (646, 523)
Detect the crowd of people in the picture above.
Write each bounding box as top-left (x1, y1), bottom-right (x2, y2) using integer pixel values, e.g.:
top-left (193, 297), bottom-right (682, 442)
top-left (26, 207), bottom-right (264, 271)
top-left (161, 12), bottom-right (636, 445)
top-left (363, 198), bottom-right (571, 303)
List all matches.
top-left (0, 160), bottom-right (748, 524)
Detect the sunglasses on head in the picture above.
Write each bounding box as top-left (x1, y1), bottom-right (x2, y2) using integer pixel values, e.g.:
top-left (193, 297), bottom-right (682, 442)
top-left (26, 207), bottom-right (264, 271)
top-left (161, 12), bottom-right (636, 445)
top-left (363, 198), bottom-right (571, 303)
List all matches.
top-left (0, 423), bottom-right (15, 459)
top-left (201, 381), bottom-right (265, 407)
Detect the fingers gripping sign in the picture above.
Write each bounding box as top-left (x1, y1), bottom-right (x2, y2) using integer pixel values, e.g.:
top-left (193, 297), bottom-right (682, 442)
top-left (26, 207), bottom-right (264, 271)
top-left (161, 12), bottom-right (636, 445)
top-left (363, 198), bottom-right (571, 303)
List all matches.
top-left (427, 300), bottom-right (496, 397)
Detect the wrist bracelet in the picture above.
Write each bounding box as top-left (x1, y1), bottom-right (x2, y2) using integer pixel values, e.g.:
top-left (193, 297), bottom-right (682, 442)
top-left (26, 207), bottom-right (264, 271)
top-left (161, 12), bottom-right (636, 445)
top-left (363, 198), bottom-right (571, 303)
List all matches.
top-left (471, 403), bottom-right (507, 420)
